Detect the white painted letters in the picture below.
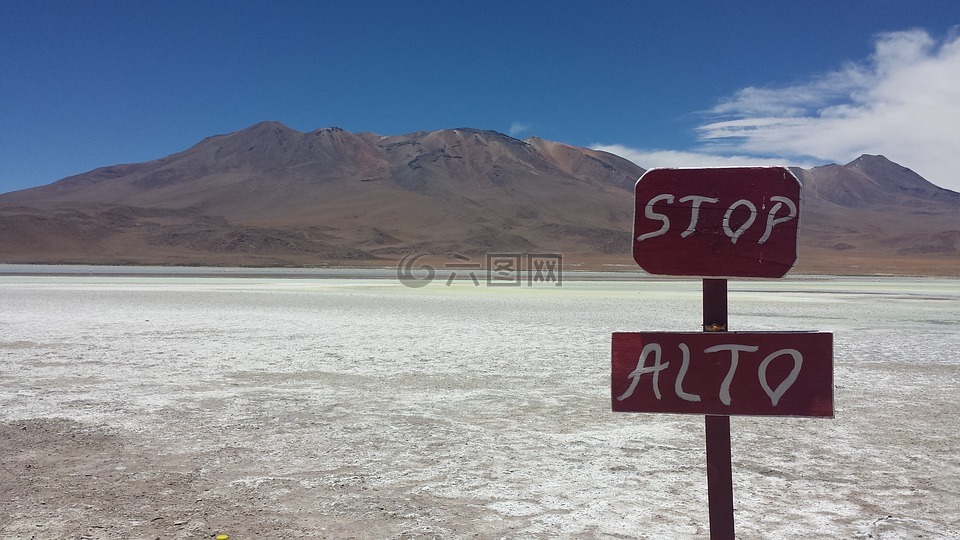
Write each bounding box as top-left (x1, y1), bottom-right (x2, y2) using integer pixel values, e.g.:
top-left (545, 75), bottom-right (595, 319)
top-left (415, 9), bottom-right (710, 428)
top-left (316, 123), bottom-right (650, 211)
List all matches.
top-left (618, 343), bottom-right (669, 401)
top-left (637, 194), bottom-right (675, 241)
top-left (722, 200), bottom-right (757, 245)
top-left (620, 341), bottom-right (803, 407)
top-left (679, 195), bottom-right (719, 238)
top-left (703, 344), bottom-right (759, 405)
top-left (674, 343), bottom-right (701, 402)
top-left (758, 348), bottom-right (803, 406)
top-left (635, 192), bottom-right (798, 245)
top-left (758, 196), bottom-right (798, 244)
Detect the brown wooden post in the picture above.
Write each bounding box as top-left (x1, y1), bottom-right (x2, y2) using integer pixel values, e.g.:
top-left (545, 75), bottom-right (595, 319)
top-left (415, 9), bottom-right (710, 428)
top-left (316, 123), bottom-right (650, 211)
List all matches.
top-left (703, 278), bottom-right (734, 539)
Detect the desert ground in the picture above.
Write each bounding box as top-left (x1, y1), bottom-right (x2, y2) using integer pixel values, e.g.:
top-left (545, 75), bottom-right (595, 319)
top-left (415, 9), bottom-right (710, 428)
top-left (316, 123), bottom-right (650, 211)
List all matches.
top-left (1, 268), bottom-right (958, 539)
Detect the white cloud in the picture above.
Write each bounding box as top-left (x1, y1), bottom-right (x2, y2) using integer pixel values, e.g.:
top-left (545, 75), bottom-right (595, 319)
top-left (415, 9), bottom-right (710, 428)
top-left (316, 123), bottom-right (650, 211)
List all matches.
top-left (589, 144), bottom-right (813, 170)
top-left (508, 122), bottom-right (532, 137)
top-left (698, 29), bottom-right (960, 192)
top-left (594, 30), bottom-right (960, 193)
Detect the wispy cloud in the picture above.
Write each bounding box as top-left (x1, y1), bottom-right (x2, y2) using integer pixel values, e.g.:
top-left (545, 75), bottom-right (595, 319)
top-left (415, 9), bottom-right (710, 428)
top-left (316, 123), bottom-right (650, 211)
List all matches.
top-left (595, 29), bottom-right (960, 192)
top-left (508, 121), bottom-right (532, 137)
top-left (590, 144), bottom-right (814, 170)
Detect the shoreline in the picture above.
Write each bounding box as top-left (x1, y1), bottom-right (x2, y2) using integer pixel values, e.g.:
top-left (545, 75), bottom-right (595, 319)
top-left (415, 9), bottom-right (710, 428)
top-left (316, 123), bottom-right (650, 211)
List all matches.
top-left (0, 263), bottom-right (956, 281)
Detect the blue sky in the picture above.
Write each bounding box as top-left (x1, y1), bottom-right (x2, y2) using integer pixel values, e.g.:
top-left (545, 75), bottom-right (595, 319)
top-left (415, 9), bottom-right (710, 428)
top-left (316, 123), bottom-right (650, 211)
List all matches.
top-left (2, 1), bottom-right (959, 194)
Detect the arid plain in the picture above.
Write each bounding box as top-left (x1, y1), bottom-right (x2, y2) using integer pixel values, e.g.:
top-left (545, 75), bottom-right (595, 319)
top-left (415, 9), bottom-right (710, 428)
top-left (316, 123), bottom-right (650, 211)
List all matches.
top-left (2, 271), bottom-right (957, 539)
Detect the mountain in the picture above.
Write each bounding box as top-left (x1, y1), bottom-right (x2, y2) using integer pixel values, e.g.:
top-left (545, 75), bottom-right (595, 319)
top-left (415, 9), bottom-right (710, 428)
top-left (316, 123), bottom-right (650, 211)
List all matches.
top-left (1, 122), bottom-right (958, 275)
top-left (789, 156), bottom-right (960, 274)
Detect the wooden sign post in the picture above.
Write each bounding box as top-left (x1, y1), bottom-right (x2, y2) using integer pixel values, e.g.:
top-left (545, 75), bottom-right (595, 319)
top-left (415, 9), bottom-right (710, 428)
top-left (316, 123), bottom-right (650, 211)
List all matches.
top-left (614, 167), bottom-right (833, 539)
top-left (704, 279), bottom-right (734, 540)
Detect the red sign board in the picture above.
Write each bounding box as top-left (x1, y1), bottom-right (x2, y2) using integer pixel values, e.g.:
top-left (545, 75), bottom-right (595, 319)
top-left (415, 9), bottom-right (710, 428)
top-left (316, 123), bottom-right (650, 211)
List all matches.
top-left (633, 167), bottom-right (801, 278)
top-left (612, 332), bottom-right (833, 417)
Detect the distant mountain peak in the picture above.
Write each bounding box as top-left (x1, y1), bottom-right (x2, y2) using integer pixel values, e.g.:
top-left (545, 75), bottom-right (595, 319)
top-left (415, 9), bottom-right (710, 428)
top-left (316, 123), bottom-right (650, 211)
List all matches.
top-left (844, 154), bottom-right (928, 178)
top-left (846, 154), bottom-right (902, 170)
top-left (848, 154), bottom-right (888, 164)
top-left (1, 122), bottom-right (957, 273)
top-left (450, 127), bottom-right (524, 140)
top-left (308, 126), bottom-right (347, 134)
top-left (246, 120), bottom-right (294, 131)
top-left (793, 153), bottom-right (959, 208)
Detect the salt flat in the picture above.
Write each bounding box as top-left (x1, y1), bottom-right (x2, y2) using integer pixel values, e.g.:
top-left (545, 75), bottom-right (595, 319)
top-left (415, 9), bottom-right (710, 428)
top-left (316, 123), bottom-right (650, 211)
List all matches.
top-left (1, 273), bottom-right (958, 539)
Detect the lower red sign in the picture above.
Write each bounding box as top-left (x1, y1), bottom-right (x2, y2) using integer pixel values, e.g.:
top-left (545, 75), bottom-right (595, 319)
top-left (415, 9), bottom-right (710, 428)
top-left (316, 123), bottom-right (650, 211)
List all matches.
top-left (612, 332), bottom-right (833, 417)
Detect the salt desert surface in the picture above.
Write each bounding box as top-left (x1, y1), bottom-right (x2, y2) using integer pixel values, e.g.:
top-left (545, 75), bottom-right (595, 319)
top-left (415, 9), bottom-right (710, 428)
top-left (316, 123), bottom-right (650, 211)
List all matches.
top-left (1, 270), bottom-right (958, 539)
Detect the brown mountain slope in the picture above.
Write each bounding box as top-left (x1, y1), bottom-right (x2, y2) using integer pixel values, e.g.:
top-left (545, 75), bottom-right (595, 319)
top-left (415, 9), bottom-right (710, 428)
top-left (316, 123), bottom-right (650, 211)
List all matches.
top-left (789, 156), bottom-right (960, 273)
top-left (795, 155), bottom-right (960, 208)
top-left (0, 123), bottom-right (643, 267)
top-left (1, 123), bottom-right (957, 274)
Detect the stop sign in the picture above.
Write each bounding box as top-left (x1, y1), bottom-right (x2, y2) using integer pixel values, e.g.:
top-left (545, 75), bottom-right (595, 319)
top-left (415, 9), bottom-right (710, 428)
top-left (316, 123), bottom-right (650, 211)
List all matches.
top-left (633, 167), bottom-right (801, 278)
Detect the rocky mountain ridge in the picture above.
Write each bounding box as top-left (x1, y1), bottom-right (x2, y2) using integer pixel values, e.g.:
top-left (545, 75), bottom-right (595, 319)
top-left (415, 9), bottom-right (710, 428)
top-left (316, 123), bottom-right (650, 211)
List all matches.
top-left (1, 122), bottom-right (958, 274)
